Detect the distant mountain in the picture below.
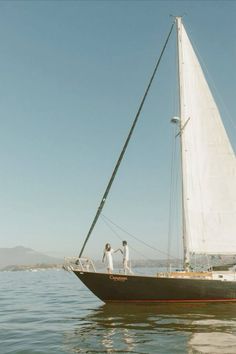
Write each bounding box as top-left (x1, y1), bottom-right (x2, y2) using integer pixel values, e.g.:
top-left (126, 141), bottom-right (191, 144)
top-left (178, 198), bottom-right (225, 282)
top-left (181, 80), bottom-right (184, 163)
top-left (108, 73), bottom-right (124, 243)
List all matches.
top-left (0, 246), bottom-right (63, 269)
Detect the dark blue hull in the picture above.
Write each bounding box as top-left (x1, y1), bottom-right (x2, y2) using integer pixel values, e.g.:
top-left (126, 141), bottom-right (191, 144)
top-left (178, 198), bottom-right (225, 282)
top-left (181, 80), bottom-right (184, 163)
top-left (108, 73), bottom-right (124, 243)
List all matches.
top-left (73, 271), bottom-right (236, 303)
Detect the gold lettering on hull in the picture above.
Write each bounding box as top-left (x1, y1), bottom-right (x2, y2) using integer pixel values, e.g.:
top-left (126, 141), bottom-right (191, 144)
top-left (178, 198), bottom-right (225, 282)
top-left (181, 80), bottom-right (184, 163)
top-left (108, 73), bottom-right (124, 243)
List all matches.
top-left (109, 275), bottom-right (128, 282)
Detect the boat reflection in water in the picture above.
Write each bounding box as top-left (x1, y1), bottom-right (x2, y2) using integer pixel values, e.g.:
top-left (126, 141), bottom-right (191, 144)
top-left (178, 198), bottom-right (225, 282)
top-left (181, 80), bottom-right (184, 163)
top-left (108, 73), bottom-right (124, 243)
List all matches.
top-left (64, 303), bottom-right (236, 353)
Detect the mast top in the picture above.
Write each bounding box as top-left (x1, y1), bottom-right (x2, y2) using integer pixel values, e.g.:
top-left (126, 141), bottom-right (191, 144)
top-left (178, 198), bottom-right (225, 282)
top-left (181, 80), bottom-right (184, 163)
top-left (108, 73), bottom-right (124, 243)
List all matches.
top-left (169, 15), bottom-right (183, 21)
top-left (175, 16), bottom-right (183, 26)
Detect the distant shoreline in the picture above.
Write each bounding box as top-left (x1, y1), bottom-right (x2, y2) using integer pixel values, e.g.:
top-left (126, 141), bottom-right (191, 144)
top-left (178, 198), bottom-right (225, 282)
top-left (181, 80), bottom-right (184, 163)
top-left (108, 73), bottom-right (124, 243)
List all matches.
top-left (0, 263), bottom-right (63, 272)
top-left (0, 259), bottom-right (181, 272)
top-left (2, 256), bottom-right (235, 272)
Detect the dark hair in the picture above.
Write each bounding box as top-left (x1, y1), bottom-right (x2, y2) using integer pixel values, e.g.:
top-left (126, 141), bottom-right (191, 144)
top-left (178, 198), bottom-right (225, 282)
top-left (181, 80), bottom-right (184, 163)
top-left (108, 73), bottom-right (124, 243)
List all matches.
top-left (122, 240), bottom-right (127, 246)
top-left (105, 243), bottom-right (111, 251)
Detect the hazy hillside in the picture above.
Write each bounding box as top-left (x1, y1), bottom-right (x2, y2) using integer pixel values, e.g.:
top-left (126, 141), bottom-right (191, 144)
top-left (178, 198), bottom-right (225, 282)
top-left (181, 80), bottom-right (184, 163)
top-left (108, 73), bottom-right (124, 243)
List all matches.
top-left (0, 246), bottom-right (63, 269)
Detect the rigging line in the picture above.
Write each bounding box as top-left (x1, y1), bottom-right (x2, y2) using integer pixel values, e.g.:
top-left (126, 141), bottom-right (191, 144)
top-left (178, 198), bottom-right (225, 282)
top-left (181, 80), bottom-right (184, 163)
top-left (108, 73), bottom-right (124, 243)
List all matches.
top-left (79, 21), bottom-right (175, 258)
top-left (101, 214), bottom-right (177, 259)
top-left (101, 216), bottom-right (149, 260)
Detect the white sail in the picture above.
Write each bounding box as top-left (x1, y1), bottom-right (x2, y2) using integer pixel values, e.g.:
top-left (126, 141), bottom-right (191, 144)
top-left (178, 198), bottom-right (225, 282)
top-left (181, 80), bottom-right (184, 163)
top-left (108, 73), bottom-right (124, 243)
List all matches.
top-left (177, 18), bottom-right (236, 255)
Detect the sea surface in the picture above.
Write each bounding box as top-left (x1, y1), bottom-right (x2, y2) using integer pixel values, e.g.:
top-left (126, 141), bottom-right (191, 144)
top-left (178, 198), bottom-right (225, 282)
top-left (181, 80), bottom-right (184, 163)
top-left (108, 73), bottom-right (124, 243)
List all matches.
top-left (1, 269), bottom-right (236, 354)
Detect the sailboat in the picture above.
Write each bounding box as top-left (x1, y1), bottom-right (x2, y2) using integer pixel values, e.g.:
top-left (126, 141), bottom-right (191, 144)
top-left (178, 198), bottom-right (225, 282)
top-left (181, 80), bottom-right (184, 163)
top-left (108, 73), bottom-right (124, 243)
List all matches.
top-left (64, 17), bottom-right (236, 303)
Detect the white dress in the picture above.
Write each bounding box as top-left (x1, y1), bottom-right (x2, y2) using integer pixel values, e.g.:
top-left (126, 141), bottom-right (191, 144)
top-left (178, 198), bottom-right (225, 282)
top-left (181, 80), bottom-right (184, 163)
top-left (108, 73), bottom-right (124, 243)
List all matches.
top-left (104, 249), bottom-right (114, 270)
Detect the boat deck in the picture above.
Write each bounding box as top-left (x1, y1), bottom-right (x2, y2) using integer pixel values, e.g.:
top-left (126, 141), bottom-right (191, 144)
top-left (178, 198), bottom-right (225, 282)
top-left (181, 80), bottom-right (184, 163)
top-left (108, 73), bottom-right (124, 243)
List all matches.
top-left (157, 271), bottom-right (236, 281)
top-left (63, 257), bottom-right (236, 282)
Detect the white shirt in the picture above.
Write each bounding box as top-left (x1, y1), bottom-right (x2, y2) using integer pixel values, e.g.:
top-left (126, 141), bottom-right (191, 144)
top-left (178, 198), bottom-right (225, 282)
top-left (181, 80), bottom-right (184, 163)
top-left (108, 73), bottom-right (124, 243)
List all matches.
top-left (123, 245), bottom-right (129, 261)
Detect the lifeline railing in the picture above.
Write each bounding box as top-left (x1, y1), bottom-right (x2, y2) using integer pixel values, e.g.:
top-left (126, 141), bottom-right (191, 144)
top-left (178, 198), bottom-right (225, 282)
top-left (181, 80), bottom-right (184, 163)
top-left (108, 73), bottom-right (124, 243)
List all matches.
top-left (63, 257), bottom-right (96, 272)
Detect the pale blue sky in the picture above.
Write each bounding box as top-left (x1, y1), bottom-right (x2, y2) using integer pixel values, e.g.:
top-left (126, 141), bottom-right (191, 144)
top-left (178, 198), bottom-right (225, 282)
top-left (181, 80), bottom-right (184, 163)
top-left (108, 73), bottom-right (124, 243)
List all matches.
top-left (0, 0), bottom-right (235, 260)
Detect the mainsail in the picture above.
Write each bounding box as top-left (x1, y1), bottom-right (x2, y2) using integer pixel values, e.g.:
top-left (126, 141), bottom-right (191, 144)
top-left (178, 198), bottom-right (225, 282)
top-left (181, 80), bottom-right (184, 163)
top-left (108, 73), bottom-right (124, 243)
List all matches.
top-left (177, 18), bottom-right (236, 255)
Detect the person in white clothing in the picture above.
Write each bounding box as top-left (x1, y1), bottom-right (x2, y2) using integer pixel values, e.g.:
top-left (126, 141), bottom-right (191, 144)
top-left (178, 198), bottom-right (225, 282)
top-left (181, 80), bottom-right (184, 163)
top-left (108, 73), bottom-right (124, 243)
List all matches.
top-left (122, 240), bottom-right (132, 274)
top-left (102, 243), bottom-right (120, 274)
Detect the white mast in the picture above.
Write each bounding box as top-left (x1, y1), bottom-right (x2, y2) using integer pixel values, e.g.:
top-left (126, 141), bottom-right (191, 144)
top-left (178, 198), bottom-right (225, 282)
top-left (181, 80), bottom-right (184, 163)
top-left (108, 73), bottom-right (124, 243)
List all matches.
top-left (176, 17), bottom-right (189, 270)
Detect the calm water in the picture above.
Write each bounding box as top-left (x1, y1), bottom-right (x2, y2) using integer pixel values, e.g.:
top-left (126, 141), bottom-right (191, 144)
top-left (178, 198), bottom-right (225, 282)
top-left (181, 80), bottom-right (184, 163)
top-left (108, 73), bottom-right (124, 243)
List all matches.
top-left (1, 270), bottom-right (236, 354)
